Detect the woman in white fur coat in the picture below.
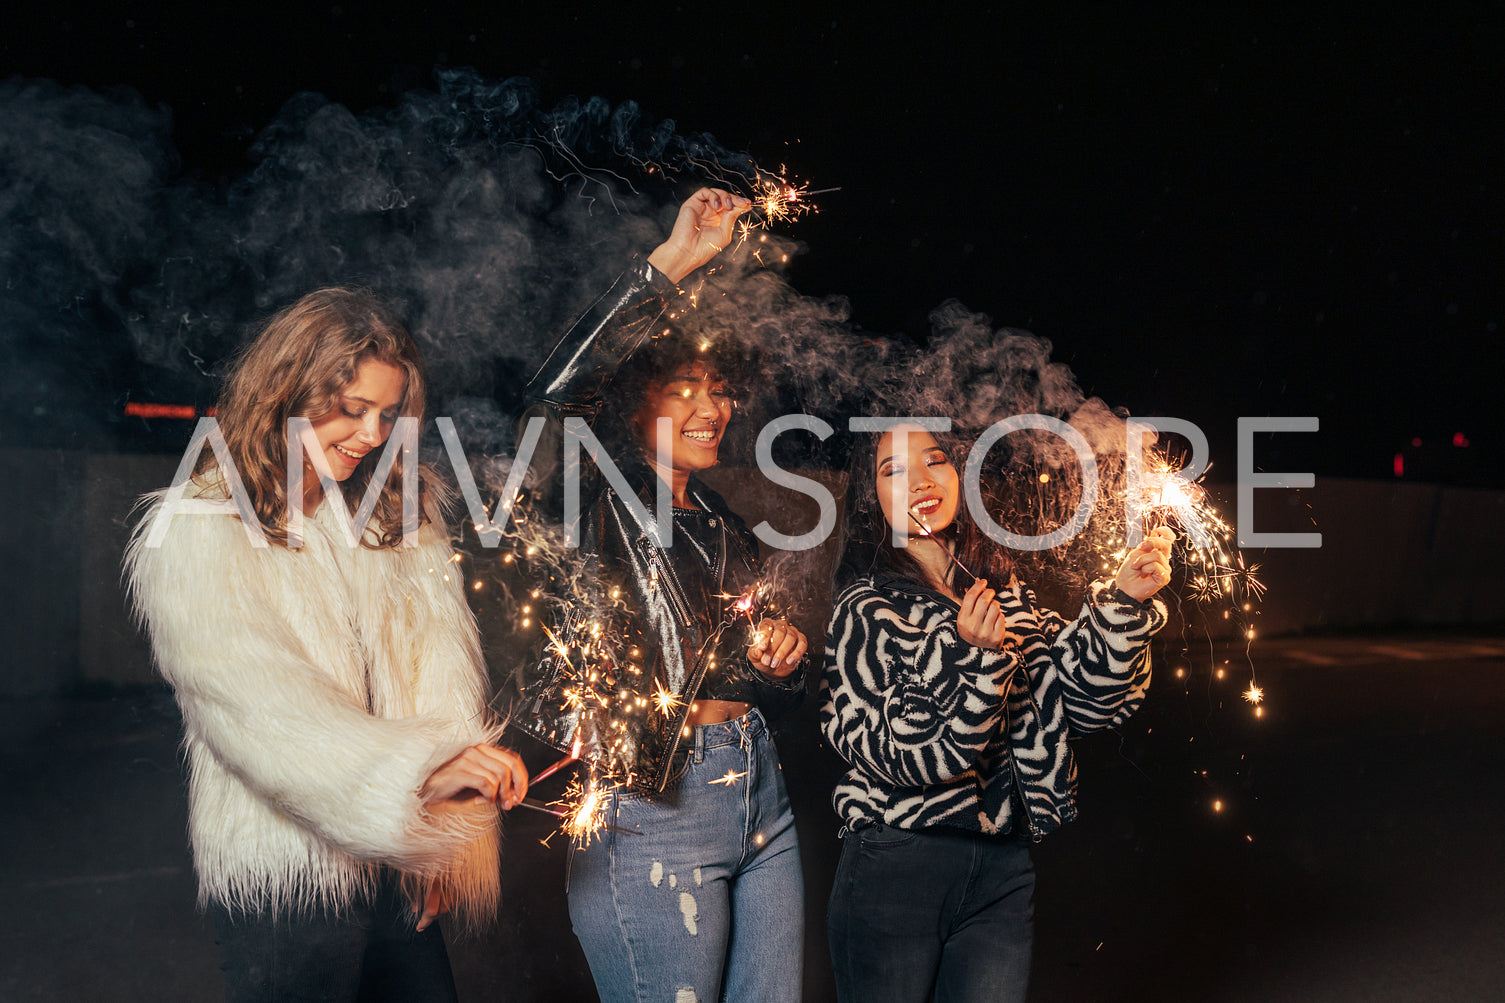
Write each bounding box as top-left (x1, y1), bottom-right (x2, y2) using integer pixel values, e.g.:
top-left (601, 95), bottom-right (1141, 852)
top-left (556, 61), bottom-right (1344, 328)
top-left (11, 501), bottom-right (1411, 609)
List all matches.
top-left (124, 289), bottom-right (528, 1001)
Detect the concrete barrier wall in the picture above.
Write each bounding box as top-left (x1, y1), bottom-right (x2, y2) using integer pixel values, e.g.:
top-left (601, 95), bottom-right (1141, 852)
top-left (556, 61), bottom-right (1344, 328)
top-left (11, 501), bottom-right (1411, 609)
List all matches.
top-left (2, 448), bottom-right (1500, 697)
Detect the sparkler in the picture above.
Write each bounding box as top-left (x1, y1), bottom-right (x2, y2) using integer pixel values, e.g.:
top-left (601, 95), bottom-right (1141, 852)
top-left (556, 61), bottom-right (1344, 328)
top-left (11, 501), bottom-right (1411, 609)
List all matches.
top-left (514, 796), bottom-right (640, 838)
top-left (907, 510), bottom-right (978, 583)
top-left (531, 735), bottom-right (583, 786)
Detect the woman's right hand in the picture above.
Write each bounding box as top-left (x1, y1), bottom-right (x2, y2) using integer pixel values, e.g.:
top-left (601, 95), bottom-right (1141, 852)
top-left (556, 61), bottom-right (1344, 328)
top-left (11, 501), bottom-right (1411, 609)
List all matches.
top-left (420, 744), bottom-right (529, 811)
top-left (956, 578), bottom-right (1010, 651)
top-left (646, 187), bottom-right (752, 283)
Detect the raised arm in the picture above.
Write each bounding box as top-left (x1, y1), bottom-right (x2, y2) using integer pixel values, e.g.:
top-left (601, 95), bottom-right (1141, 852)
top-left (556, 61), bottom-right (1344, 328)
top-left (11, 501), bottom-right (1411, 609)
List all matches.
top-left (525, 188), bottom-right (751, 414)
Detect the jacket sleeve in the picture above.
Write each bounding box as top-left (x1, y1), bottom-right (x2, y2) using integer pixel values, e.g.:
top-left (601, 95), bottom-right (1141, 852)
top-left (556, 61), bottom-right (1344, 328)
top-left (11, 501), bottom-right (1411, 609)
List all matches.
top-left (516, 257), bottom-right (680, 525)
top-left (123, 499), bottom-right (492, 877)
top-left (1028, 579), bottom-right (1165, 734)
top-left (525, 257), bottom-right (681, 416)
top-left (820, 581), bottom-right (1018, 787)
top-left (365, 519), bottom-right (502, 917)
top-left (748, 651), bottom-right (807, 722)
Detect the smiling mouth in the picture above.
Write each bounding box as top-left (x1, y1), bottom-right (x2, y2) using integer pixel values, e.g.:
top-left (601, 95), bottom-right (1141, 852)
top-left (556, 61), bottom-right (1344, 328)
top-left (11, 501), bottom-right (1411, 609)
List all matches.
top-left (682, 428), bottom-right (719, 444)
top-left (911, 497), bottom-right (942, 516)
top-left (332, 444), bottom-right (368, 462)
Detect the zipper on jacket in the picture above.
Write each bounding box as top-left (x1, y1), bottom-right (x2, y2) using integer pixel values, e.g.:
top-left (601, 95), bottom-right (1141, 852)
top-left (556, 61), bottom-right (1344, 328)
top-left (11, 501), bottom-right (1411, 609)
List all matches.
top-left (1000, 687), bottom-right (1040, 843)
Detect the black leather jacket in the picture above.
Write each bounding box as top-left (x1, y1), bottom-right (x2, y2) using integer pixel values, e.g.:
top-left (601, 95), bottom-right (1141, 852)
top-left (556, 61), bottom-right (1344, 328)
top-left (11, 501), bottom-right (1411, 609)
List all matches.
top-left (511, 259), bottom-right (805, 794)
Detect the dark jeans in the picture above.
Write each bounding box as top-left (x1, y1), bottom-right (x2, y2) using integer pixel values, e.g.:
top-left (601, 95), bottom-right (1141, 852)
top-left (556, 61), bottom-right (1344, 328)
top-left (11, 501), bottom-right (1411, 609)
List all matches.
top-left (210, 872), bottom-right (458, 1003)
top-left (827, 822), bottom-right (1035, 1003)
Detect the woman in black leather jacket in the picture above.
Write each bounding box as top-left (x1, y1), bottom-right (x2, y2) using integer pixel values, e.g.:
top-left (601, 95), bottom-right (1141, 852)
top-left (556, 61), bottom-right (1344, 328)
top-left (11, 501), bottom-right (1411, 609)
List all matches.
top-left (515, 190), bottom-right (811, 1003)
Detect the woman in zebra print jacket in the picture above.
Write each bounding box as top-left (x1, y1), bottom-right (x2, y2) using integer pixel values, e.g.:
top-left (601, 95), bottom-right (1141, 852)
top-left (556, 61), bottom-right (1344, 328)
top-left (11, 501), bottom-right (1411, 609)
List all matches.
top-left (819, 423), bottom-right (1174, 1003)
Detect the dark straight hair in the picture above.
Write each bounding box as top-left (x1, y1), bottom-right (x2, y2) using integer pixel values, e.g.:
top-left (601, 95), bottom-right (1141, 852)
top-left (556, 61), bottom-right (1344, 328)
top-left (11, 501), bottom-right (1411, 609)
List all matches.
top-left (835, 427), bottom-right (1013, 596)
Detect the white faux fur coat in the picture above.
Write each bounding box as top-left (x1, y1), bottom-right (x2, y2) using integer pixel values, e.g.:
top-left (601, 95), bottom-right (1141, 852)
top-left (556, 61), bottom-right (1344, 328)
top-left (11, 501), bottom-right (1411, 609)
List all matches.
top-left (124, 490), bottom-right (500, 921)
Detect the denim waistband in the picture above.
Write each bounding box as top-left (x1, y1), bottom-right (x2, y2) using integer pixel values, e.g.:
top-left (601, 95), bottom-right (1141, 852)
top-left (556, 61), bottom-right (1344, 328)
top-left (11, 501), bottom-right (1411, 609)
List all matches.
top-left (692, 706), bottom-right (767, 756)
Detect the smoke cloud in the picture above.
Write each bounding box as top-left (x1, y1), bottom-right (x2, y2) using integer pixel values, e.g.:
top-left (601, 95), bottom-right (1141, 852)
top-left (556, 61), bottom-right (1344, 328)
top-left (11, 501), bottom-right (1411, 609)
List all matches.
top-left (2, 68), bottom-right (1141, 566)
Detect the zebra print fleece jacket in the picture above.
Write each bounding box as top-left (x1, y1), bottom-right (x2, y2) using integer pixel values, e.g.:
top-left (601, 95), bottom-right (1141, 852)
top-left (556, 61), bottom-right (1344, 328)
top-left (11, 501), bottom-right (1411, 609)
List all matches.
top-left (820, 574), bottom-right (1165, 839)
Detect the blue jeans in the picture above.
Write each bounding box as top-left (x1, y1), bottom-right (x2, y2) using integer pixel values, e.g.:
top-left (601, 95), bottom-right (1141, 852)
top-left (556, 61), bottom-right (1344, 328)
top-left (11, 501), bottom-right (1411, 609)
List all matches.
top-left (827, 822), bottom-right (1035, 1003)
top-left (210, 871), bottom-right (457, 1002)
top-left (568, 709), bottom-right (804, 1003)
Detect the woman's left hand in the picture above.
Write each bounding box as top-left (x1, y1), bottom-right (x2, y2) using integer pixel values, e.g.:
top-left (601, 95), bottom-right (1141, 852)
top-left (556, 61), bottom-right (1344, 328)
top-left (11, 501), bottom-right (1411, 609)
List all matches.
top-left (412, 880), bottom-right (455, 933)
top-left (1115, 526), bottom-right (1176, 601)
top-left (646, 188), bottom-right (752, 283)
top-left (749, 617), bottom-right (808, 678)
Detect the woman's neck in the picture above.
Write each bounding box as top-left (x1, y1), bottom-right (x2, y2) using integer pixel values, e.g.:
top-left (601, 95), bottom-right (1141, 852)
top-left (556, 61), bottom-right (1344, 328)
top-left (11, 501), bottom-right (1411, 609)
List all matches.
top-left (643, 457), bottom-right (694, 508)
top-left (905, 536), bottom-right (958, 599)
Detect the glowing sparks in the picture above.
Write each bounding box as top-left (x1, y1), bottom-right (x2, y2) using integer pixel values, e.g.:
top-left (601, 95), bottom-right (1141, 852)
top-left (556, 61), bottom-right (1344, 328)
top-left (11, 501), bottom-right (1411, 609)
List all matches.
top-left (1243, 684), bottom-right (1264, 705)
top-left (652, 683), bottom-right (684, 718)
top-left (564, 785), bottom-right (606, 842)
top-left (1211, 551), bottom-right (1267, 603)
top-left (751, 170), bottom-right (816, 225)
top-left (708, 769), bottom-right (748, 787)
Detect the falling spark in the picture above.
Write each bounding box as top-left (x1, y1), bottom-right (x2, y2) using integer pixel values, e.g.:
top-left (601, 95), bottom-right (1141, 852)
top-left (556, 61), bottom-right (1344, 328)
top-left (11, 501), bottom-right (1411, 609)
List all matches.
top-left (653, 683), bottom-right (684, 718)
top-left (1211, 551), bottom-right (1267, 603)
top-left (1243, 684), bottom-right (1264, 705)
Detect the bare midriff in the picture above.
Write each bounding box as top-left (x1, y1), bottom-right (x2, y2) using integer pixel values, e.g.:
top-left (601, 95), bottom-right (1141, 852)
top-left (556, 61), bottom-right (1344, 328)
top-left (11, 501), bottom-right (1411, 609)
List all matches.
top-left (685, 700), bottom-right (752, 726)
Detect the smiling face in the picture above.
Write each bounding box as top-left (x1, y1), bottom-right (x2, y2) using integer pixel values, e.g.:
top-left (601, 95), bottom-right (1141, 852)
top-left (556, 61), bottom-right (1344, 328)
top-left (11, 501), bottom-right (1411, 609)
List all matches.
top-left (631, 360), bottom-right (734, 476)
top-left (875, 425), bottom-right (961, 540)
top-left (307, 357), bottom-right (408, 481)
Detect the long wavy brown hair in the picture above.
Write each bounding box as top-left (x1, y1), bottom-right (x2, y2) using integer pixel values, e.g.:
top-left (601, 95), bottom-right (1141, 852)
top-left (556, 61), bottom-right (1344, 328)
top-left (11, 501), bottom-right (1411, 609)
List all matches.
top-left (196, 287), bottom-right (429, 548)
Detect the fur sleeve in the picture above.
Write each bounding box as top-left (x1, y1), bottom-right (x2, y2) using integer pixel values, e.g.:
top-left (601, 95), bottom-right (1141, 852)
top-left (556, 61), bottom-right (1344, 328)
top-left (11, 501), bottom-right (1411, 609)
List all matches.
top-left (124, 496), bottom-right (492, 877)
top-left (358, 521), bottom-right (501, 922)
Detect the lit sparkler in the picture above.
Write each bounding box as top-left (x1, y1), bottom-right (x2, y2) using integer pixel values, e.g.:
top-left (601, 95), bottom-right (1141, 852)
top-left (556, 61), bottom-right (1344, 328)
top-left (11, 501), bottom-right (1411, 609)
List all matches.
top-left (514, 796), bottom-right (639, 839)
top-left (532, 735), bottom-right (584, 786)
top-left (709, 770), bottom-right (748, 786)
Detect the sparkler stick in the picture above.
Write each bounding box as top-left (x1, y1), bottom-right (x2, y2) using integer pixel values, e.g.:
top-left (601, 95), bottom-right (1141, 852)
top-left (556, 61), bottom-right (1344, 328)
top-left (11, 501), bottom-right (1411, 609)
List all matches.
top-left (531, 736), bottom-right (584, 785)
top-left (907, 510), bottom-right (979, 582)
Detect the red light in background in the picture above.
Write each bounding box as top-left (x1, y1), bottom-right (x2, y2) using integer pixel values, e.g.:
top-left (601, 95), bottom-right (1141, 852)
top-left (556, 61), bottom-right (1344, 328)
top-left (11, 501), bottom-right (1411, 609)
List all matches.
top-left (1452, 432), bottom-right (1470, 447)
top-left (124, 403), bottom-right (214, 419)
top-left (1393, 453), bottom-right (1404, 477)
top-left (1411, 437), bottom-right (1423, 448)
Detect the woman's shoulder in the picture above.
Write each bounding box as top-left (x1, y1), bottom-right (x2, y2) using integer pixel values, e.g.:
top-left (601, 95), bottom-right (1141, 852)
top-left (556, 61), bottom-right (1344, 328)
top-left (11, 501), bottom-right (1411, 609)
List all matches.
top-left (832, 574), bottom-right (915, 610)
top-left (129, 482), bottom-right (263, 553)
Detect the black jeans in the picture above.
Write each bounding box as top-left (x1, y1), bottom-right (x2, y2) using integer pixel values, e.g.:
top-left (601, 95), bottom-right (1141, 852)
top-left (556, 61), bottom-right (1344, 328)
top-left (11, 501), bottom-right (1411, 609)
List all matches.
top-left (826, 822), bottom-right (1035, 1003)
top-left (210, 872), bottom-right (458, 1002)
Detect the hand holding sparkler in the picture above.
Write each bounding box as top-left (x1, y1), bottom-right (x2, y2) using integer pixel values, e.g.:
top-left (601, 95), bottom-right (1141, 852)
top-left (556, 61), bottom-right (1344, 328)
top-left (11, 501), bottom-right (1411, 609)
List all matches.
top-left (647, 187), bottom-right (752, 283)
top-left (748, 617), bottom-right (808, 677)
top-left (1114, 526), bottom-right (1176, 601)
top-left (957, 577), bottom-right (1013, 651)
top-left (419, 743), bottom-right (530, 811)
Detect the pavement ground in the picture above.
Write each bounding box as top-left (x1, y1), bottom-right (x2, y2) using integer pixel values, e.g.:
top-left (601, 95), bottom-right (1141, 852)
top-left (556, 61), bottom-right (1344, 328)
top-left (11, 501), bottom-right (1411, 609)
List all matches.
top-left (2, 630), bottom-right (1502, 1001)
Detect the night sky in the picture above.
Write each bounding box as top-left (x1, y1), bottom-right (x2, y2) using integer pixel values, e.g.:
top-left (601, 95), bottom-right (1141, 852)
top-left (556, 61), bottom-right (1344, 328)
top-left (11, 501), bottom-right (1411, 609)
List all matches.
top-left (4, 3), bottom-right (1501, 484)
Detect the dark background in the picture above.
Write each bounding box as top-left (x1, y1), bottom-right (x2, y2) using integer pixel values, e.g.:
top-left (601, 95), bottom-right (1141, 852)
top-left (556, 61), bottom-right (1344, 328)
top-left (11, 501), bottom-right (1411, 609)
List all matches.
top-left (3, 1), bottom-right (1501, 482)
top-left (3, 4), bottom-right (1504, 1002)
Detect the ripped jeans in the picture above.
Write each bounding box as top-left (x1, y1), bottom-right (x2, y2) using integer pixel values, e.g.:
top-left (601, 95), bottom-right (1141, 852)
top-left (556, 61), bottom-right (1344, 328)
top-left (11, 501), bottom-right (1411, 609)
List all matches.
top-left (568, 709), bottom-right (804, 1003)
